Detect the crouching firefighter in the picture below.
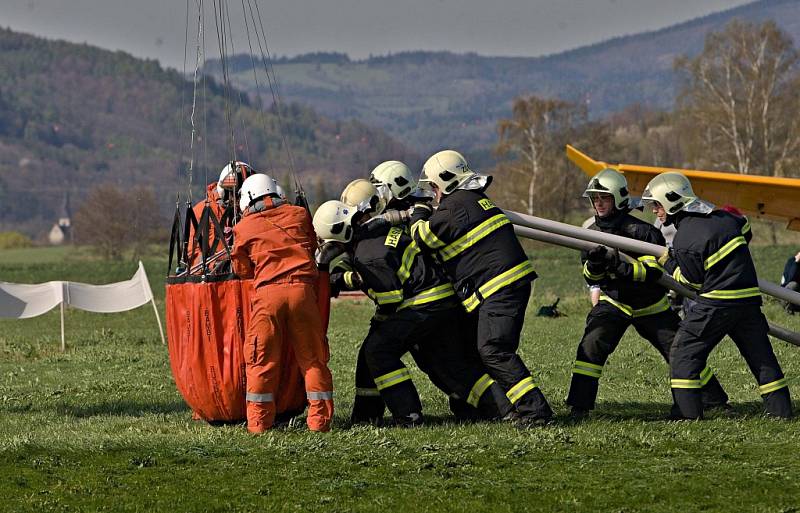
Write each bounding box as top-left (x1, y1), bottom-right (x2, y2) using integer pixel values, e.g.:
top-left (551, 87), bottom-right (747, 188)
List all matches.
top-left (340, 175), bottom-right (512, 423)
top-left (566, 169), bottom-right (729, 419)
top-left (410, 150), bottom-right (553, 427)
top-left (314, 195), bottom-right (510, 426)
top-left (231, 173), bottom-right (334, 433)
top-left (642, 172), bottom-right (792, 420)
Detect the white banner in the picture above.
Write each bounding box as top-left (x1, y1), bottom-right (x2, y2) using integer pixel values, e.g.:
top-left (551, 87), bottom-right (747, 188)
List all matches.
top-left (0, 261), bottom-right (164, 349)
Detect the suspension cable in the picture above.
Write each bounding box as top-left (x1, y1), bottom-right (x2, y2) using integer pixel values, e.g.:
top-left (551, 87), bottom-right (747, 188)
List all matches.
top-left (246, 0), bottom-right (302, 195)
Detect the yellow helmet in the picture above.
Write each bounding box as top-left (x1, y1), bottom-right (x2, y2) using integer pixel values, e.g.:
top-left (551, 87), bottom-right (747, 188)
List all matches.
top-left (583, 168), bottom-right (630, 210)
top-left (370, 160), bottom-right (416, 200)
top-left (340, 178), bottom-right (387, 215)
top-left (642, 172), bottom-right (698, 215)
top-left (419, 150), bottom-right (475, 195)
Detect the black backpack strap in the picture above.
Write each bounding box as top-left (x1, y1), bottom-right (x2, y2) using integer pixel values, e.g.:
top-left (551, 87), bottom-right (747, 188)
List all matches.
top-left (167, 204), bottom-right (184, 275)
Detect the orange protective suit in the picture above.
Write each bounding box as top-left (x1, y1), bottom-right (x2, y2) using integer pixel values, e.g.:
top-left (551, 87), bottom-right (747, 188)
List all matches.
top-left (231, 198), bottom-right (334, 432)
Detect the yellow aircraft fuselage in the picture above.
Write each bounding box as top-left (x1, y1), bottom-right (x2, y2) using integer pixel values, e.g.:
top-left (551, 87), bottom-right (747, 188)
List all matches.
top-left (567, 145), bottom-right (800, 231)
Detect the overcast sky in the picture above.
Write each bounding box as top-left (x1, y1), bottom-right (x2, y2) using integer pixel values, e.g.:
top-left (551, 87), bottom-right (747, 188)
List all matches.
top-left (4, 0), bottom-right (753, 70)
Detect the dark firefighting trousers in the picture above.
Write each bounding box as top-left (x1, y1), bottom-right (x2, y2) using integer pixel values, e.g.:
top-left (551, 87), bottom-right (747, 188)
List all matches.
top-left (473, 282), bottom-right (553, 420)
top-left (566, 303), bottom-right (729, 411)
top-left (670, 303), bottom-right (792, 419)
top-left (358, 304), bottom-right (511, 423)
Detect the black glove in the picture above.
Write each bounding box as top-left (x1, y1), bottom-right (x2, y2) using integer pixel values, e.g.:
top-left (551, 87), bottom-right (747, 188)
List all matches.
top-left (587, 245), bottom-right (607, 264)
top-left (317, 242), bottom-right (346, 270)
top-left (410, 202), bottom-right (433, 225)
top-left (585, 245), bottom-right (608, 277)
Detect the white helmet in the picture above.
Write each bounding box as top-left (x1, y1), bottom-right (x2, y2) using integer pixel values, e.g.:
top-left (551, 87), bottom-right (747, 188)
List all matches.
top-left (642, 172), bottom-right (698, 215)
top-left (239, 173), bottom-right (278, 212)
top-left (272, 179), bottom-right (288, 201)
top-left (312, 200), bottom-right (356, 243)
top-left (340, 178), bottom-right (386, 215)
top-left (216, 161), bottom-right (253, 198)
top-left (370, 160), bottom-right (416, 201)
top-left (583, 168), bottom-right (630, 210)
top-left (419, 150), bottom-right (475, 195)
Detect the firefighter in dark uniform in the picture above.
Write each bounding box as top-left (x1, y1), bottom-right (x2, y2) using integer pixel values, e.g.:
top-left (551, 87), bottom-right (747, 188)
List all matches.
top-left (410, 150), bottom-right (553, 426)
top-left (366, 164), bottom-right (513, 421)
top-left (642, 171), bottom-right (793, 419)
top-left (566, 169), bottom-right (729, 418)
top-left (314, 197), bottom-right (509, 426)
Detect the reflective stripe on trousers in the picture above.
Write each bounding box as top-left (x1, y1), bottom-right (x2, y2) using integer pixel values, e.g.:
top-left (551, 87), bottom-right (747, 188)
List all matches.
top-left (759, 378), bottom-right (788, 395)
top-left (467, 374), bottom-right (496, 407)
top-left (505, 376), bottom-right (538, 404)
top-left (374, 368), bottom-right (413, 391)
top-left (671, 366), bottom-right (716, 389)
top-left (355, 387), bottom-right (381, 397)
top-left (246, 392), bottom-right (275, 403)
top-left (307, 391), bottom-right (334, 400)
top-left (572, 360), bottom-right (603, 379)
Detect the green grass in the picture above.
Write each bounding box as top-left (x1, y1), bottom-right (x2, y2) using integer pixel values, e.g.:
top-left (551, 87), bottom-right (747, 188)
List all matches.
top-left (1, 245), bottom-right (800, 512)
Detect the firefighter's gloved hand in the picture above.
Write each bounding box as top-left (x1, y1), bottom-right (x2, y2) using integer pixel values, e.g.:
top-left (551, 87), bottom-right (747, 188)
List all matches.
top-left (329, 271), bottom-right (344, 298)
top-left (586, 245), bottom-right (608, 276)
top-left (587, 245), bottom-right (607, 264)
top-left (381, 209), bottom-right (410, 225)
top-left (410, 202), bottom-right (433, 225)
top-left (317, 242), bottom-right (345, 270)
top-left (355, 216), bottom-right (392, 241)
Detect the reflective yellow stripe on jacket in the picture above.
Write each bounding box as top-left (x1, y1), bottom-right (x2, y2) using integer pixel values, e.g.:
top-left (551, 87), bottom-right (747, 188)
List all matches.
top-left (396, 240), bottom-right (421, 284)
top-left (583, 261), bottom-right (605, 281)
top-left (439, 214), bottom-right (510, 262)
top-left (367, 288), bottom-right (404, 305)
top-left (673, 267), bottom-right (701, 290)
top-left (598, 294), bottom-right (670, 318)
top-left (704, 236), bottom-right (747, 270)
top-left (412, 220), bottom-right (446, 249)
top-left (462, 260), bottom-right (536, 313)
top-left (699, 287), bottom-right (761, 300)
top-left (398, 284), bottom-right (455, 311)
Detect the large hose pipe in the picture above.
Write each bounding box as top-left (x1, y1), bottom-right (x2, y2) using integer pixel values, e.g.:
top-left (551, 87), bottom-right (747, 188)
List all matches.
top-left (512, 224), bottom-right (800, 348)
top-left (505, 209), bottom-right (800, 308)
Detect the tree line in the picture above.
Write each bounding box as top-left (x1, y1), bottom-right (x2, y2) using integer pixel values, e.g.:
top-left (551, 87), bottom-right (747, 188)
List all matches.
top-left (490, 20), bottom-right (800, 222)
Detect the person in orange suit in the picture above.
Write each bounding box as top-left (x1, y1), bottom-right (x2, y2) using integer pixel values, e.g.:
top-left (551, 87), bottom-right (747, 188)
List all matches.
top-left (231, 173), bottom-right (334, 433)
top-left (188, 161), bottom-right (252, 269)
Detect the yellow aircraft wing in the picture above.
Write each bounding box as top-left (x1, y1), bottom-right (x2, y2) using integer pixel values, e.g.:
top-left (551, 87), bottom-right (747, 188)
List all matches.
top-left (567, 145), bottom-right (800, 231)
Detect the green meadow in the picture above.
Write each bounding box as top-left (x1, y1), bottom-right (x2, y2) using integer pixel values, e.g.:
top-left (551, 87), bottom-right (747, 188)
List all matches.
top-left (1, 243), bottom-right (799, 512)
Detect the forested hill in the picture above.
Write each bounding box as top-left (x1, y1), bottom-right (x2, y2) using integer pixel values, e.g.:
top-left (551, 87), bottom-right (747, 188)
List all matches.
top-left (210, 0), bottom-right (800, 159)
top-left (0, 28), bottom-right (415, 238)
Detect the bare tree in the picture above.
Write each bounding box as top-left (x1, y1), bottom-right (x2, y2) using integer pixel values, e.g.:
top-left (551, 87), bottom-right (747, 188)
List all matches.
top-left (675, 20), bottom-right (800, 177)
top-left (494, 96), bottom-right (587, 218)
top-left (73, 185), bottom-right (164, 259)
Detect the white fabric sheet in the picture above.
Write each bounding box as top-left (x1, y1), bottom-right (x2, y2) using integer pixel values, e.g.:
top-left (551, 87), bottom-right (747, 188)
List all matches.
top-left (0, 261), bottom-right (154, 318)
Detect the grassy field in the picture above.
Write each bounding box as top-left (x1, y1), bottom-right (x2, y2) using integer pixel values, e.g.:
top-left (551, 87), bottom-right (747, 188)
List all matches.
top-left (1, 244), bottom-right (800, 512)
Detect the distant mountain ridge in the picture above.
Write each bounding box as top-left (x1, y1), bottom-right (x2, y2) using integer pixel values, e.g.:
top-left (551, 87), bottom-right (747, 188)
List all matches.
top-left (210, 0), bottom-right (800, 161)
top-left (0, 28), bottom-right (415, 237)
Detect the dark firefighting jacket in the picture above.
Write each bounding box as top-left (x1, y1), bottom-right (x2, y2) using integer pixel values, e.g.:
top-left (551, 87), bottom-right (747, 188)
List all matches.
top-left (410, 189), bottom-right (536, 313)
top-left (581, 210), bottom-right (669, 317)
top-left (664, 210), bottom-right (759, 306)
top-left (353, 223), bottom-right (456, 315)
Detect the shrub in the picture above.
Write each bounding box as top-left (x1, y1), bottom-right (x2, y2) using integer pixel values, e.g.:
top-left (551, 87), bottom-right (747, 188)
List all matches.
top-left (0, 230), bottom-right (33, 249)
